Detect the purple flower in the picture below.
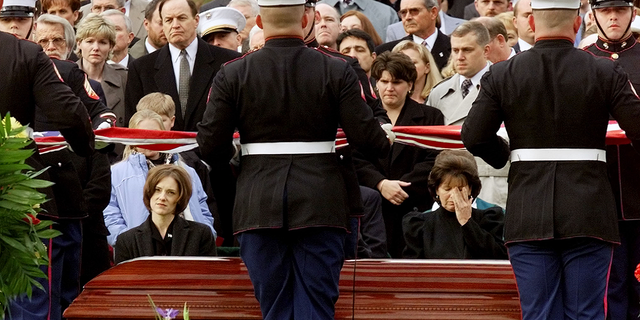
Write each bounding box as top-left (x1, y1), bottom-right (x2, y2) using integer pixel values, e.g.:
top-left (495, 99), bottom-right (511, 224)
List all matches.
top-left (156, 307), bottom-right (180, 319)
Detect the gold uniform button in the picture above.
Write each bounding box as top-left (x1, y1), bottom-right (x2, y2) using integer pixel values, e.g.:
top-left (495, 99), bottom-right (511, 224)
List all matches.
top-left (611, 53), bottom-right (619, 60)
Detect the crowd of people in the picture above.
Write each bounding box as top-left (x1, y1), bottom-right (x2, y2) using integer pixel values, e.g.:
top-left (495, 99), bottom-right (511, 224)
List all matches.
top-left (3, 0), bottom-right (640, 318)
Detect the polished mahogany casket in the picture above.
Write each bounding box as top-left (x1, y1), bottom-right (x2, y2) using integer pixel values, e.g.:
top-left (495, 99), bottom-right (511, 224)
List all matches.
top-left (64, 257), bottom-right (521, 319)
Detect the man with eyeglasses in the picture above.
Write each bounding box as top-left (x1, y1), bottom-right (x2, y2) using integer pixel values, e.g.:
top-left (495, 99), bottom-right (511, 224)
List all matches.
top-left (375, 0), bottom-right (451, 71)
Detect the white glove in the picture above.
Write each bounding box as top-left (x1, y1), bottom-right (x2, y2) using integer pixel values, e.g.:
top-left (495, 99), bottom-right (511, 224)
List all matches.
top-left (381, 123), bottom-right (396, 144)
top-left (96, 121), bottom-right (112, 130)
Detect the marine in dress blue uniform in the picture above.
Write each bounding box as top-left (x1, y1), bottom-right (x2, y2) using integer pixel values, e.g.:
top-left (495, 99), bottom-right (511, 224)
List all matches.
top-left (585, 0), bottom-right (640, 318)
top-left (196, 0), bottom-right (389, 317)
top-left (461, 0), bottom-right (640, 318)
top-left (0, 30), bottom-right (94, 320)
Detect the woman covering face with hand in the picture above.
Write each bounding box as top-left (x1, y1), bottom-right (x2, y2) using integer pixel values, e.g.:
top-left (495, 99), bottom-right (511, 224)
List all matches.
top-left (402, 150), bottom-right (507, 260)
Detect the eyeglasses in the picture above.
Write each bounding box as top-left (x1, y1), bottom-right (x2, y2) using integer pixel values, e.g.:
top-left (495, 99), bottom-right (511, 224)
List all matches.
top-left (37, 37), bottom-right (66, 47)
top-left (398, 6), bottom-right (426, 17)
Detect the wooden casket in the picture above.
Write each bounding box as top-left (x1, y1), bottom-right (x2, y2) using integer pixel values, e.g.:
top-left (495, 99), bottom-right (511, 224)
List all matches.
top-left (64, 257), bottom-right (521, 319)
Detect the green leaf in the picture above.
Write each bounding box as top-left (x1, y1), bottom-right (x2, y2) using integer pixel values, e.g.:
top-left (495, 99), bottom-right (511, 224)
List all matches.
top-left (0, 174), bottom-right (28, 186)
top-left (0, 150), bottom-right (33, 163)
top-left (0, 141), bottom-right (31, 152)
top-left (4, 189), bottom-right (46, 200)
top-left (0, 234), bottom-right (28, 253)
top-left (16, 179), bottom-right (54, 189)
top-left (26, 167), bottom-right (52, 181)
top-left (0, 200), bottom-right (32, 212)
top-left (5, 114), bottom-right (11, 133)
top-left (0, 164), bottom-right (32, 175)
top-left (1, 194), bottom-right (44, 206)
top-left (36, 229), bottom-right (60, 239)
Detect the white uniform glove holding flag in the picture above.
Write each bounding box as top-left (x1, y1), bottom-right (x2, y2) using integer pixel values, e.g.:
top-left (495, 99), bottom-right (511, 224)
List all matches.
top-left (381, 123), bottom-right (395, 144)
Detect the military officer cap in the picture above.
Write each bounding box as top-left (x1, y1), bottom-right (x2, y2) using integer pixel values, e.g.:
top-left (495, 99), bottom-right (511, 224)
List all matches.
top-left (199, 7), bottom-right (246, 38)
top-left (257, 0), bottom-right (306, 7)
top-left (589, 0), bottom-right (633, 9)
top-left (531, 0), bottom-right (580, 9)
top-left (0, 0), bottom-right (36, 17)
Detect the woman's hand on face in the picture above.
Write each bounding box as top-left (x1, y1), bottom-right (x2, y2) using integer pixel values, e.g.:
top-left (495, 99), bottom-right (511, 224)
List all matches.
top-left (451, 186), bottom-right (472, 226)
top-left (377, 179), bottom-right (411, 205)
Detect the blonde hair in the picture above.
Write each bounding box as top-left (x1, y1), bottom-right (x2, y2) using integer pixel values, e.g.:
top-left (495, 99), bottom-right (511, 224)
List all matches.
top-left (75, 13), bottom-right (116, 59)
top-left (122, 109), bottom-right (166, 160)
top-left (440, 54), bottom-right (456, 79)
top-left (495, 11), bottom-right (515, 32)
top-left (136, 92), bottom-right (176, 118)
top-left (392, 40), bottom-right (443, 99)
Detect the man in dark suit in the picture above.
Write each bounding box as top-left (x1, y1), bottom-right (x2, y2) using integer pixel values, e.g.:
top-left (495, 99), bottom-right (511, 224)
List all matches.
top-left (512, 0), bottom-right (533, 52)
top-left (125, 0), bottom-right (241, 131)
top-left (103, 9), bottom-right (137, 68)
top-left (375, 0), bottom-right (451, 71)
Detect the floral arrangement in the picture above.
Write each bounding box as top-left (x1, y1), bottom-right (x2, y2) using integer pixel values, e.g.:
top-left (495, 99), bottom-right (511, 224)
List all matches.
top-left (148, 295), bottom-right (190, 320)
top-left (0, 114), bottom-right (59, 318)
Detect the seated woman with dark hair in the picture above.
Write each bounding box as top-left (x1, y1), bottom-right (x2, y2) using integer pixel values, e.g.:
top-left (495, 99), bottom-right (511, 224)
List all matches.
top-left (354, 51), bottom-right (444, 258)
top-left (402, 150), bottom-right (507, 259)
top-left (115, 165), bottom-right (217, 264)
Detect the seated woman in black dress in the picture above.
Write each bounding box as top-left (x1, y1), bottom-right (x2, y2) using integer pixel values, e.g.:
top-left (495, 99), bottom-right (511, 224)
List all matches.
top-left (115, 165), bottom-right (217, 263)
top-left (402, 150), bottom-right (507, 259)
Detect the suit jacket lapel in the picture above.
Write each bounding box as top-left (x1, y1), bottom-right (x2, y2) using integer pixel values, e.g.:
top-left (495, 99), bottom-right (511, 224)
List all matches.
top-left (154, 46), bottom-right (180, 111)
top-left (390, 99), bottom-right (422, 164)
top-left (171, 217), bottom-right (189, 255)
top-left (184, 38), bottom-right (216, 125)
top-left (431, 30), bottom-right (451, 69)
top-left (438, 74), bottom-right (466, 125)
top-left (135, 217), bottom-right (155, 256)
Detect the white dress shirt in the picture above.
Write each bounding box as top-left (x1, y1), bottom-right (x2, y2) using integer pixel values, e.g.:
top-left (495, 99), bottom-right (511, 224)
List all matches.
top-left (145, 37), bottom-right (158, 54)
top-left (413, 30), bottom-right (437, 51)
top-left (458, 62), bottom-right (491, 91)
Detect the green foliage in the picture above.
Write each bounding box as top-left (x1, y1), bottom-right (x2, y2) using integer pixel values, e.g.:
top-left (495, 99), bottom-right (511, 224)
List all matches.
top-left (0, 114), bottom-right (59, 319)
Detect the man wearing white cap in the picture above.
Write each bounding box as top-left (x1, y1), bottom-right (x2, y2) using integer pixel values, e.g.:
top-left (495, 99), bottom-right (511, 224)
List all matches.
top-left (461, 0), bottom-right (640, 319)
top-left (584, 1), bottom-right (640, 318)
top-left (197, 0), bottom-right (389, 318)
top-left (198, 6), bottom-right (245, 51)
top-left (0, 0), bottom-right (36, 39)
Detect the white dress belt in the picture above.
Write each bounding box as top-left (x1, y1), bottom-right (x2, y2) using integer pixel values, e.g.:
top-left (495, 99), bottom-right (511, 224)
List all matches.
top-left (241, 141), bottom-right (336, 156)
top-left (510, 148), bottom-right (606, 162)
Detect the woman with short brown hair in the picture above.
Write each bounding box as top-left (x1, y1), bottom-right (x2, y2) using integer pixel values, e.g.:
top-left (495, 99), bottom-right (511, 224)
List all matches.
top-left (114, 165), bottom-right (217, 264)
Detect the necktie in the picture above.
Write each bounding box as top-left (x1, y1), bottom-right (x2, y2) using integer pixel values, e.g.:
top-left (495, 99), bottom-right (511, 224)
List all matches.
top-left (421, 39), bottom-right (430, 51)
top-left (461, 79), bottom-right (472, 99)
top-left (179, 50), bottom-right (190, 119)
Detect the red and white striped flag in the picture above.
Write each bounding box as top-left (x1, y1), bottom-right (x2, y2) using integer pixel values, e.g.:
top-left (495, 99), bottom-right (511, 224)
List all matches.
top-left (34, 121), bottom-right (631, 155)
